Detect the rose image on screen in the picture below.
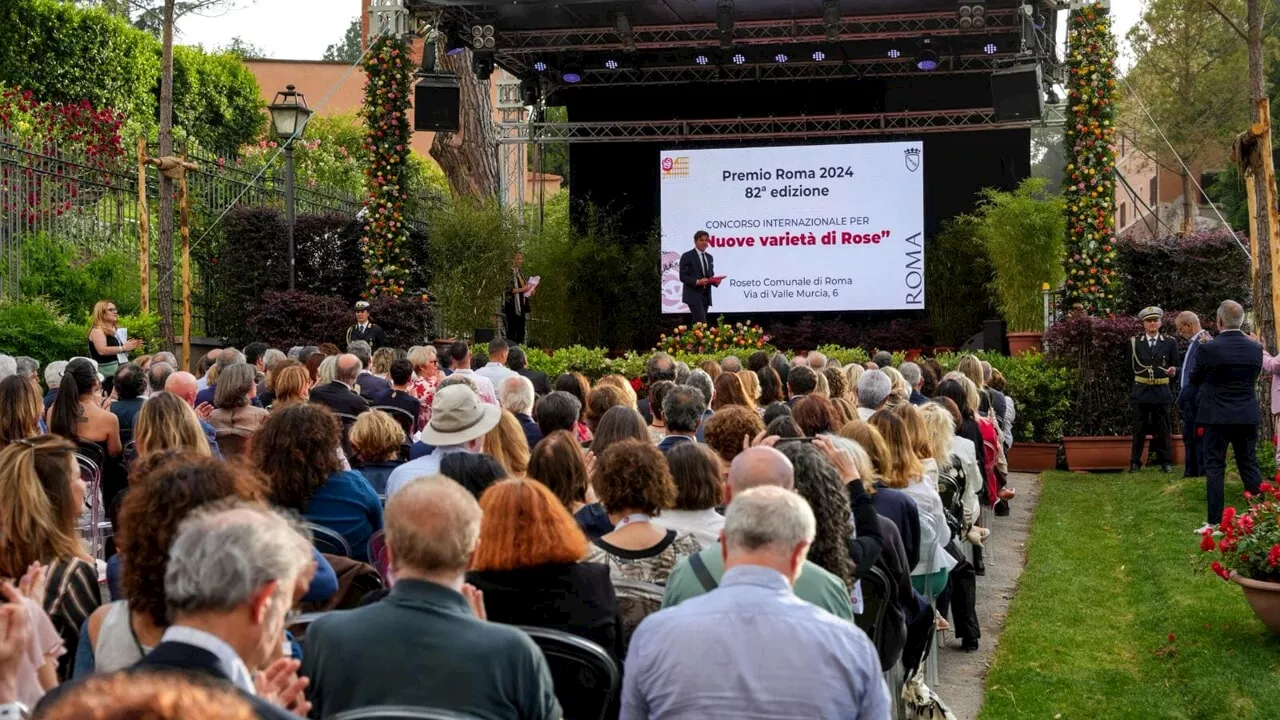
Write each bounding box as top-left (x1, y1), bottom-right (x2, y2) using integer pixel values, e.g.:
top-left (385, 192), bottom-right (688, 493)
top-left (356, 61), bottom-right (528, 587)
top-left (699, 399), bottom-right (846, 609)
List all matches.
top-left (660, 250), bottom-right (687, 313)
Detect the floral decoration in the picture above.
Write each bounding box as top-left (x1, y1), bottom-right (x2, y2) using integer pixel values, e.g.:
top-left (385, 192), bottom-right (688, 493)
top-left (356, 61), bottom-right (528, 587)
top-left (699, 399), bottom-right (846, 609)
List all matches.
top-left (1200, 481), bottom-right (1280, 583)
top-left (358, 36), bottom-right (412, 297)
top-left (656, 320), bottom-right (770, 355)
top-left (1062, 2), bottom-right (1119, 316)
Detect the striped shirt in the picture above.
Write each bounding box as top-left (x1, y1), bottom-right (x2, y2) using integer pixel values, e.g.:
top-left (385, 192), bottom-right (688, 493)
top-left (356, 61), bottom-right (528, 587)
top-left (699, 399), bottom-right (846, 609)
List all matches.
top-left (44, 556), bottom-right (101, 681)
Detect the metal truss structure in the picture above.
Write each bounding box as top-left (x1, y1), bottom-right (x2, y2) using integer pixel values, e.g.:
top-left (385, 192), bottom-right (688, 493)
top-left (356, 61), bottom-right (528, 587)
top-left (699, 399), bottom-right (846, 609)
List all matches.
top-left (572, 52), bottom-right (1027, 87)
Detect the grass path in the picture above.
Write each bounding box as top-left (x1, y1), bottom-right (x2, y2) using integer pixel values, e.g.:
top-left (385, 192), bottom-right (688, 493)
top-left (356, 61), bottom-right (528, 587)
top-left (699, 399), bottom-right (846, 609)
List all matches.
top-left (979, 469), bottom-right (1280, 719)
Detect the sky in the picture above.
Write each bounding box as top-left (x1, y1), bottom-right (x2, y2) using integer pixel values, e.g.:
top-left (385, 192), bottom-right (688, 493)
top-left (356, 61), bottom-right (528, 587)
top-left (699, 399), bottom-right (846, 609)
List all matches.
top-left (177, 0), bottom-right (1148, 63)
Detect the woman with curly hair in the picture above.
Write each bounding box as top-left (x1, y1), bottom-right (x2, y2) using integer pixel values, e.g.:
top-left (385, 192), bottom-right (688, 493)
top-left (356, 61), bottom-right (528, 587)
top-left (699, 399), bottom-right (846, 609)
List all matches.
top-left (823, 366), bottom-right (848, 404)
top-left (554, 372), bottom-right (593, 444)
top-left (254, 403), bottom-right (382, 561)
top-left (702, 405), bottom-right (765, 467)
top-left (528, 430), bottom-right (612, 539)
top-left (0, 435), bottom-right (95, 680)
top-left (0, 374), bottom-right (44, 448)
top-left (711, 372), bottom-right (754, 413)
top-left (775, 442), bottom-right (856, 588)
top-left (74, 451), bottom-right (337, 675)
top-left (467, 478), bottom-right (622, 657)
top-left (585, 439), bottom-right (701, 583)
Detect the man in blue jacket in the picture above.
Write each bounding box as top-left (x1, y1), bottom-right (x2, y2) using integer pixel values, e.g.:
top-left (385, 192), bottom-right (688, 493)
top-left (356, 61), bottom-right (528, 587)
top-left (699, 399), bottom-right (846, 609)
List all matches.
top-left (1192, 300), bottom-right (1263, 531)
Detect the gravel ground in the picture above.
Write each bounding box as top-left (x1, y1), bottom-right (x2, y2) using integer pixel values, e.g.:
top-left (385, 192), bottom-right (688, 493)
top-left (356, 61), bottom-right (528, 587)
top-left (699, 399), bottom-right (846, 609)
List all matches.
top-left (931, 471), bottom-right (1042, 720)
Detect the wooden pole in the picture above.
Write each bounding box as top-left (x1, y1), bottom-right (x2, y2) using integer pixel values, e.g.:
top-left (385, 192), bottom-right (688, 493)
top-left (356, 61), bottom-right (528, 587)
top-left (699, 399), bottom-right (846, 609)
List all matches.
top-left (136, 137), bottom-right (150, 315)
top-left (178, 158), bottom-right (192, 372)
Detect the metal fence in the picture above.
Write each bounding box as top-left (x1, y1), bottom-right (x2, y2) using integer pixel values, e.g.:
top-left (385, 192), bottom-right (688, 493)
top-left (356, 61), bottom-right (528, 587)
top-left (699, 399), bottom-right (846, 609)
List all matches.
top-left (0, 128), bottom-right (398, 334)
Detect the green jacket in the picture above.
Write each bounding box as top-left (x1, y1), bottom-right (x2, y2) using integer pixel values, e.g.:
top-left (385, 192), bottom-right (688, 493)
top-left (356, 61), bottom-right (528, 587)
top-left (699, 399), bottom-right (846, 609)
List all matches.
top-left (662, 543), bottom-right (854, 620)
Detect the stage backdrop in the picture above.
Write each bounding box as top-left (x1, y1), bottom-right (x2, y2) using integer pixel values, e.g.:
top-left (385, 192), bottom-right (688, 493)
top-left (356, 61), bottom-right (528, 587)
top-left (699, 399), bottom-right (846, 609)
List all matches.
top-left (659, 141), bottom-right (924, 315)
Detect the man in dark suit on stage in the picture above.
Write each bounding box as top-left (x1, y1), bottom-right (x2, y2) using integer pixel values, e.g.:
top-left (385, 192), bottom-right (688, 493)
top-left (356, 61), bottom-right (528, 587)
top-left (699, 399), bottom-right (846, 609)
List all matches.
top-left (679, 230), bottom-right (715, 324)
top-left (1193, 300), bottom-right (1263, 531)
top-left (1129, 306), bottom-right (1179, 473)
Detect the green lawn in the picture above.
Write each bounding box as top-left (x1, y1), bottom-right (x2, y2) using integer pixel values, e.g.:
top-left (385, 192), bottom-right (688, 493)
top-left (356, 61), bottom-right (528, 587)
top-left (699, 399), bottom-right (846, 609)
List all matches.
top-left (979, 469), bottom-right (1280, 720)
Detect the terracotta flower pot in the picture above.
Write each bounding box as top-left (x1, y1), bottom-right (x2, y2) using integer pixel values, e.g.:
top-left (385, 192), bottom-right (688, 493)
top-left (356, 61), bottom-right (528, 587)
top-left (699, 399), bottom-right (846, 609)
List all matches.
top-left (1007, 331), bottom-right (1043, 356)
top-left (1063, 435), bottom-right (1186, 472)
top-left (1007, 442), bottom-right (1059, 472)
top-left (1230, 571), bottom-right (1280, 634)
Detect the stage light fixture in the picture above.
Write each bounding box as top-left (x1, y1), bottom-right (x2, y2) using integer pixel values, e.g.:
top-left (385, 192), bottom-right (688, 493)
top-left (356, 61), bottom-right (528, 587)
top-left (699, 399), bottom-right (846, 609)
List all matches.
top-left (1045, 85), bottom-right (1060, 104)
top-left (984, 42), bottom-right (997, 54)
top-left (972, 5), bottom-right (986, 28)
top-left (717, 0), bottom-right (735, 49)
top-left (418, 39), bottom-right (438, 74)
top-left (472, 53), bottom-right (494, 80)
top-left (822, 0), bottom-right (840, 42)
top-left (887, 48), bottom-right (901, 59)
top-left (533, 60), bottom-right (548, 72)
top-left (605, 59), bottom-right (619, 70)
top-left (732, 52), bottom-right (746, 65)
top-left (561, 62), bottom-right (583, 83)
top-left (471, 24), bottom-right (497, 50)
top-left (695, 54), bottom-right (710, 65)
top-left (775, 53), bottom-right (788, 63)
top-left (916, 40), bottom-right (939, 71)
top-left (957, 0), bottom-right (985, 29)
top-left (615, 12), bottom-right (636, 52)
top-left (519, 77), bottom-right (540, 107)
top-left (812, 50), bottom-right (826, 62)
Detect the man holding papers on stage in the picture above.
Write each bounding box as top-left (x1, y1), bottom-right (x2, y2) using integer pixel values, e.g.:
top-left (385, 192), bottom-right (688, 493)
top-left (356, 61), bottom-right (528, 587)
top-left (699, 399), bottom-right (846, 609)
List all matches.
top-left (680, 230), bottom-right (721, 324)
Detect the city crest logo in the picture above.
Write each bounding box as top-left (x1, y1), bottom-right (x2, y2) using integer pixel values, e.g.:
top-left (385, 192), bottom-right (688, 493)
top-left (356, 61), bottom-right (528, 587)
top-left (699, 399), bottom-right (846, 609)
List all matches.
top-left (661, 156), bottom-right (690, 179)
top-left (904, 147), bottom-right (920, 172)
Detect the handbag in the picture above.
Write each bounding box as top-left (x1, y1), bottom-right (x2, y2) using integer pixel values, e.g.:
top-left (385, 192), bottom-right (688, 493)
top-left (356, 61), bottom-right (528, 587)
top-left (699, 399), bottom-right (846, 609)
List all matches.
top-left (902, 668), bottom-right (958, 720)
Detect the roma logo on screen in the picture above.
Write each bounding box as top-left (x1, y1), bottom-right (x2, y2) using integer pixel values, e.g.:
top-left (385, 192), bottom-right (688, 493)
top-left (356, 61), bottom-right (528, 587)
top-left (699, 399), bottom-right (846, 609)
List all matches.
top-left (661, 156), bottom-right (690, 179)
top-left (904, 148), bottom-right (921, 173)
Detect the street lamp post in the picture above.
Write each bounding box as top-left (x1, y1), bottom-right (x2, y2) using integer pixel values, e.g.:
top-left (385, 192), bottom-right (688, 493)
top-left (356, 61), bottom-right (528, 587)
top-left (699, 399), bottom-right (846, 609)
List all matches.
top-left (266, 84), bottom-right (313, 291)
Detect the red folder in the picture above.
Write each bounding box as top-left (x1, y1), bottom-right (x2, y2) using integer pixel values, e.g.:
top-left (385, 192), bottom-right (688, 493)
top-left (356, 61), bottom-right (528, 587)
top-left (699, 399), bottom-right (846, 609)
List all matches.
top-left (709, 275), bottom-right (727, 287)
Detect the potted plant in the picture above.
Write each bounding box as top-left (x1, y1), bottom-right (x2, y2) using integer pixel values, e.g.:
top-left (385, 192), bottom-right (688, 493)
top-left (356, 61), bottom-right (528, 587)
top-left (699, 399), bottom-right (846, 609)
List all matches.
top-left (972, 178), bottom-right (1066, 356)
top-left (1200, 485), bottom-right (1280, 633)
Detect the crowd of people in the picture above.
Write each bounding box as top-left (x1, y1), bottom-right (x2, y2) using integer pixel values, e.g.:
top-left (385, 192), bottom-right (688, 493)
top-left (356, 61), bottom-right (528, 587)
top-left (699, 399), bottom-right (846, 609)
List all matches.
top-left (0, 309), bottom-right (1025, 719)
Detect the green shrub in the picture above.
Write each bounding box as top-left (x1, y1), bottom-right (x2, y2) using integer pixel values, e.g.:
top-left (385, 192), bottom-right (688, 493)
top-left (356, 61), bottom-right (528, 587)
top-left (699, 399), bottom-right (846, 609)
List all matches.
top-left (972, 178), bottom-right (1065, 332)
top-left (116, 310), bottom-right (161, 355)
top-left (19, 233), bottom-right (141, 319)
top-left (926, 216), bottom-right (995, 346)
top-left (814, 344), bottom-right (869, 366)
top-left (428, 198), bottom-right (525, 337)
top-left (0, 298), bottom-right (86, 365)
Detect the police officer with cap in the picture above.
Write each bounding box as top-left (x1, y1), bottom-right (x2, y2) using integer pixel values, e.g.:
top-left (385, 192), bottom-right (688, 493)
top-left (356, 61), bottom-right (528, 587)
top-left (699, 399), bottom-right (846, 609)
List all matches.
top-left (1130, 306), bottom-right (1179, 472)
top-left (346, 300), bottom-right (386, 349)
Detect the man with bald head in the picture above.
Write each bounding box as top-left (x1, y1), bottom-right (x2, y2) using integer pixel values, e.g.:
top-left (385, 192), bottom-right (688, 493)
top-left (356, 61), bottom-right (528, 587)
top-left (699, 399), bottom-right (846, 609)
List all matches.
top-left (301, 475), bottom-right (559, 719)
top-left (1192, 299), bottom-right (1263, 530)
top-left (308, 353), bottom-right (371, 417)
top-left (661, 444), bottom-right (853, 618)
top-left (164, 372), bottom-right (222, 457)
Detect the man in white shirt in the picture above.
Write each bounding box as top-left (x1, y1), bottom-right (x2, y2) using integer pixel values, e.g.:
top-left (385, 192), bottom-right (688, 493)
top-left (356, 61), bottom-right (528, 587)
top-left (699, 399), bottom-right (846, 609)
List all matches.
top-left (475, 338), bottom-right (517, 389)
top-left (445, 341), bottom-right (498, 406)
top-left (386, 384), bottom-right (502, 497)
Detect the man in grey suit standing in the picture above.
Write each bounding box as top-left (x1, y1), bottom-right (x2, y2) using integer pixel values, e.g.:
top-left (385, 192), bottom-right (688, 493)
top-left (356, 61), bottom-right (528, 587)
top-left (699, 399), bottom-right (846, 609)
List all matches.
top-left (679, 230), bottom-right (715, 324)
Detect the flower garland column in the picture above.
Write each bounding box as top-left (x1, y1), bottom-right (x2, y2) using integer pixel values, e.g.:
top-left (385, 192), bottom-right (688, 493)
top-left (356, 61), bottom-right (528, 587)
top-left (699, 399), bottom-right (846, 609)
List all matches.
top-left (1062, 1), bottom-right (1119, 315)
top-left (359, 36), bottom-right (412, 297)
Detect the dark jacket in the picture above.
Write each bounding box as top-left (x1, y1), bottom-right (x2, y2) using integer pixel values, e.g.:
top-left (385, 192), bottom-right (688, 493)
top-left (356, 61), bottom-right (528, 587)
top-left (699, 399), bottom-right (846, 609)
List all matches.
top-left (515, 412), bottom-right (543, 449)
top-left (467, 562), bottom-right (623, 659)
top-left (300, 579), bottom-right (561, 720)
top-left (1179, 335), bottom-right (1204, 406)
top-left (371, 388), bottom-right (422, 437)
top-left (1130, 334), bottom-right (1180, 405)
top-left (1192, 330), bottom-right (1263, 426)
top-left (352, 460), bottom-right (403, 496)
top-left (309, 381), bottom-right (371, 418)
top-left (41, 641), bottom-right (293, 720)
top-left (346, 323), bottom-right (386, 348)
top-left (678, 248), bottom-right (714, 308)
top-left (871, 482), bottom-right (921, 571)
top-left (355, 372), bottom-right (391, 404)
top-left (518, 368), bottom-right (552, 396)
top-left (657, 434), bottom-right (694, 454)
top-left (846, 480), bottom-right (885, 581)
top-left (302, 470), bottom-right (384, 563)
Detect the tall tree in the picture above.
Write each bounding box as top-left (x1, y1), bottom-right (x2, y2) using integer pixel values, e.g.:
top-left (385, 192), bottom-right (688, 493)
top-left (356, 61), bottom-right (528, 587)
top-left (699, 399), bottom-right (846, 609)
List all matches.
top-left (1124, 0), bottom-right (1250, 233)
top-left (430, 47), bottom-right (499, 198)
top-left (219, 36), bottom-right (264, 59)
top-left (324, 18), bottom-right (363, 63)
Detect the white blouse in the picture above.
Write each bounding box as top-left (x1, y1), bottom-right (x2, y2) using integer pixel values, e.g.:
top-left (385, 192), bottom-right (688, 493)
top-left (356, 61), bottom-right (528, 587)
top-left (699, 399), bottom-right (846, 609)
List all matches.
top-left (654, 508), bottom-right (726, 548)
top-left (903, 463), bottom-right (957, 577)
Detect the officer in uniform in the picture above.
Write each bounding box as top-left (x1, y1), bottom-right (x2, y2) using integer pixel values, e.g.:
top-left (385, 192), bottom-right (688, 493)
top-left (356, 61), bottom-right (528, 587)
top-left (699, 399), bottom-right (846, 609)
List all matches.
top-left (1130, 306), bottom-right (1179, 472)
top-left (346, 300), bottom-right (386, 349)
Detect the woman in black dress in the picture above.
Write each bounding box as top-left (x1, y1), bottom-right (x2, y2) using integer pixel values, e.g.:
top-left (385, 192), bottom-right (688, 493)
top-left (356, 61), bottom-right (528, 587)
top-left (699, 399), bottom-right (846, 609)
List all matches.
top-left (504, 252), bottom-right (532, 344)
top-left (87, 300), bottom-right (140, 397)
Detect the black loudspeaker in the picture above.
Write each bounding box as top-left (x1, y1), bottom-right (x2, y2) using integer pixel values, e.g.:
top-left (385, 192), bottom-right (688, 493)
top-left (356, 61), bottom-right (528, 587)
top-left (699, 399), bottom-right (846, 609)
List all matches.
top-left (414, 75), bottom-right (461, 132)
top-left (990, 64), bottom-right (1042, 122)
top-left (983, 319), bottom-right (1009, 355)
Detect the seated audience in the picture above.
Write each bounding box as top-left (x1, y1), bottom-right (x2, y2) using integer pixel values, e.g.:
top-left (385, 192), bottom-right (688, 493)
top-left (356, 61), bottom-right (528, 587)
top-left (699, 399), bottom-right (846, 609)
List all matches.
top-left (499, 374), bottom-right (541, 449)
top-left (698, 359), bottom-right (722, 382)
top-left (645, 380), bottom-right (674, 444)
top-left (371, 359), bottom-right (422, 436)
top-left (349, 410), bottom-right (407, 496)
top-left (901, 362), bottom-right (928, 406)
top-left (623, 486), bottom-right (889, 719)
top-left (48, 357), bottom-right (121, 461)
top-left (108, 363), bottom-right (146, 444)
top-left (483, 410), bottom-right (531, 478)
top-left (595, 374), bottom-right (639, 411)
top-left (840, 420), bottom-right (921, 570)
top-left (823, 366), bottom-right (849, 405)
top-left (769, 353), bottom-right (791, 387)
top-left (786, 365), bottom-right (818, 406)
top-left (467, 478), bottom-right (622, 657)
top-left (446, 341), bottom-right (499, 406)
top-left (0, 436), bottom-right (99, 680)
top-left (585, 439), bottom-right (701, 583)
top-left (872, 350), bottom-right (894, 368)
top-left (209, 363), bottom-right (269, 438)
top-left (348, 341), bottom-right (390, 403)
top-left (757, 365), bottom-right (785, 405)
top-left (761, 401), bottom-right (792, 427)
top-left (255, 404), bottom-right (383, 562)
top-left (528, 430), bottom-right (613, 539)
top-left (146, 362), bottom-right (174, 400)
top-left (855, 369), bottom-right (892, 420)
top-left (812, 370), bottom-right (831, 399)
top-left (720, 355), bottom-right (742, 373)
top-left (308, 353), bottom-right (371, 417)
top-left (703, 405), bottom-right (766, 468)
top-left (554, 372), bottom-right (593, 444)
top-left (792, 395), bottom-right (844, 437)
top-left (475, 338), bottom-right (517, 389)
top-left (265, 364), bottom-right (310, 410)
top-left (841, 363), bottom-right (865, 401)
top-left (590, 405), bottom-right (651, 459)
top-left (766, 415), bottom-right (803, 438)
top-left (747, 350), bottom-right (769, 372)
top-left (43, 360), bottom-right (67, 410)
top-left (786, 438), bottom-right (884, 581)
top-left (881, 366), bottom-right (912, 409)
top-left (0, 375), bottom-right (43, 447)
top-left (163, 371), bottom-right (221, 457)
top-left (406, 345), bottom-right (445, 428)
top-left (386, 384), bottom-right (501, 497)
top-left (931, 397), bottom-right (982, 527)
top-left (657, 385), bottom-right (704, 454)
top-left (192, 348), bottom-right (244, 408)
top-left (508, 345), bottom-right (551, 396)
top-left (301, 475), bottom-right (560, 719)
top-left (684, 370), bottom-right (716, 441)
top-left (655, 443), bottom-right (725, 546)
top-left (586, 384), bottom-right (629, 436)
top-left (132, 392), bottom-right (212, 461)
top-left (736, 369), bottom-right (761, 406)
top-left (40, 671), bottom-right (261, 720)
top-left (712, 371), bottom-right (755, 413)
top-left (638, 354), bottom-right (676, 423)
top-left (661, 446), bottom-right (853, 618)
top-left (534, 390), bottom-right (581, 439)
top-left (777, 442), bottom-right (856, 588)
top-left (440, 452), bottom-right (509, 499)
